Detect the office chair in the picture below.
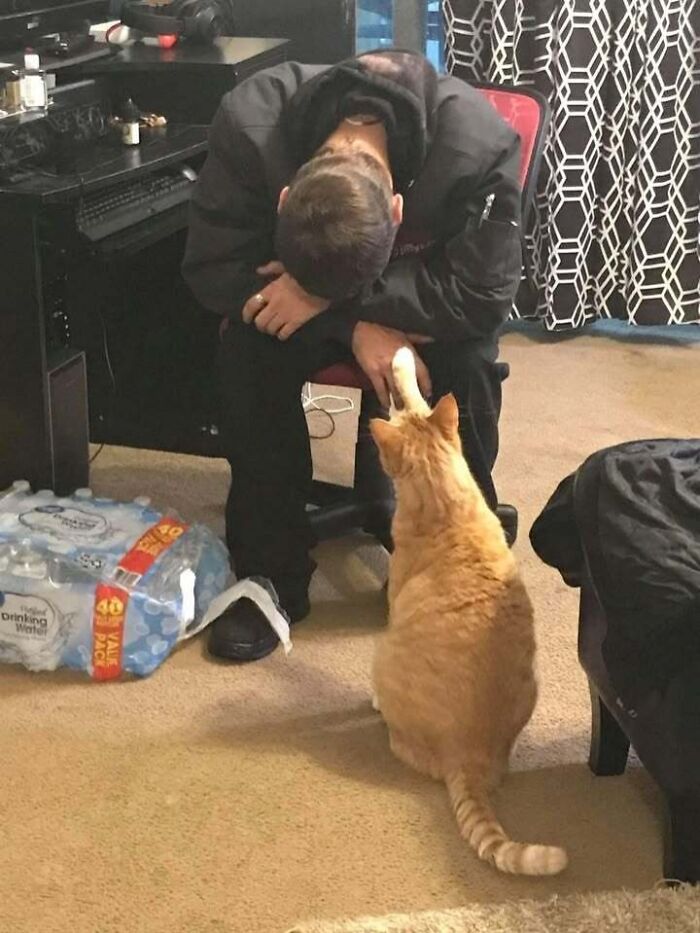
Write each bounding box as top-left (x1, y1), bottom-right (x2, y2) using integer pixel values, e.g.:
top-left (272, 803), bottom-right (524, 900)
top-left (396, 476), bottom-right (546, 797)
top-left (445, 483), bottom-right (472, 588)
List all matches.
top-left (306, 81), bottom-right (551, 550)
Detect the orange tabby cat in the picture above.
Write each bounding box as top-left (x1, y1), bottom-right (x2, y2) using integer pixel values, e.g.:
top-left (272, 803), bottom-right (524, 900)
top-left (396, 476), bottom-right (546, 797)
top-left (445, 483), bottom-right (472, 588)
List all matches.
top-left (369, 347), bottom-right (567, 876)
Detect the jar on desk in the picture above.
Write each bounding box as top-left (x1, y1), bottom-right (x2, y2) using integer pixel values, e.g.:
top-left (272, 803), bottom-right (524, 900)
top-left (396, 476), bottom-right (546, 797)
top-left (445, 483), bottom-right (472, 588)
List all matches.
top-left (0, 68), bottom-right (23, 117)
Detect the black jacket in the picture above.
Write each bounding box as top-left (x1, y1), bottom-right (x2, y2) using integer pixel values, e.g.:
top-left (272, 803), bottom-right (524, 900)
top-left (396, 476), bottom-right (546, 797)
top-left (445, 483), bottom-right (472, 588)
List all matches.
top-left (531, 440), bottom-right (700, 709)
top-left (182, 50), bottom-right (522, 344)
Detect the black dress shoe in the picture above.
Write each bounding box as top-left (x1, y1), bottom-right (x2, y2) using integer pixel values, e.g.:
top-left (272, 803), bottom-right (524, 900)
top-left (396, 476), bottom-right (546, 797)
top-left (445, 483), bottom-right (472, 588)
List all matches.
top-left (496, 503), bottom-right (519, 547)
top-left (208, 594), bottom-right (310, 662)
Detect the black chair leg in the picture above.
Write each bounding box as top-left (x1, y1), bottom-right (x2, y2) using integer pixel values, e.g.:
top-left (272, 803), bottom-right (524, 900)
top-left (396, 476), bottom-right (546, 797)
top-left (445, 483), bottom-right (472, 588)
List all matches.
top-left (664, 792), bottom-right (700, 884)
top-left (588, 682), bottom-right (630, 776)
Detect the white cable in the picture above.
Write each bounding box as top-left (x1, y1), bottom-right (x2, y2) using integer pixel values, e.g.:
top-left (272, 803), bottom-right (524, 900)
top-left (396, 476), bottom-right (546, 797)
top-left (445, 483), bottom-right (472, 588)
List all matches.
top-left (302, 381), bottom-right (355, 416)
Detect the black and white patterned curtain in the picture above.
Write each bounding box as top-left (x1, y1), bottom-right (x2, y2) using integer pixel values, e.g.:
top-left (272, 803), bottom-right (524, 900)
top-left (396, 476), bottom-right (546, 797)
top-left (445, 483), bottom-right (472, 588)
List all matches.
top-left (443, 0), bottom-right (700, 329)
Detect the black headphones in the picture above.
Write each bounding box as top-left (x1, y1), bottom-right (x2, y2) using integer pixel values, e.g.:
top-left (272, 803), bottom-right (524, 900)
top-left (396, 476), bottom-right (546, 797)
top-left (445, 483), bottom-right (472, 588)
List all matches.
top-left (111, 0), bottom-right (236, 44)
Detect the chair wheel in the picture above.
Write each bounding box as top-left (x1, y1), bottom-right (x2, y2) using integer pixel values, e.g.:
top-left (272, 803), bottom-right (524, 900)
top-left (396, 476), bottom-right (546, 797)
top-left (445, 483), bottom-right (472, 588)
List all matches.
top-left (496, 503), bottom-right (518, 547)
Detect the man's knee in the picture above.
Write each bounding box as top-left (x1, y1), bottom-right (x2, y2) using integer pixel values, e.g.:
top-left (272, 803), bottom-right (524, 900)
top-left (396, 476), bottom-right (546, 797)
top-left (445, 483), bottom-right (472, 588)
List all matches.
top-left (442, 338), bottom-right (499, 374)
top-left (425, 339), bottom-right (503, 403)
top-left (220, 321), bottom-right (282, 369)
top-left (216, 329), bottom-right (296, 438)
top-left (218, 322), bottom-right (310, 397)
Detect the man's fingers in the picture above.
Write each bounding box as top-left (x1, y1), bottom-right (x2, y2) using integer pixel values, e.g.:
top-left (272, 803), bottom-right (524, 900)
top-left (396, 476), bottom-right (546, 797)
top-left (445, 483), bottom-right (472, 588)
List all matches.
top-left (242, 300), bottom-right (261, 324)
top-left (277, 321), bottom-right (299, 341)
top-left (406, 333), bottom-right (434, 345)
top-left (242, 292), bottom-right (267, 324)
top-left (386, 370), bottom-right (400, 409)
top-left (414, 354), bottom-right (433, 399)
top-left (369, 373), bottom-right (390, 409)
top-left (257, 261), bottom-right (285, 277)
top-left (254, 305), bottom-right (278, 333)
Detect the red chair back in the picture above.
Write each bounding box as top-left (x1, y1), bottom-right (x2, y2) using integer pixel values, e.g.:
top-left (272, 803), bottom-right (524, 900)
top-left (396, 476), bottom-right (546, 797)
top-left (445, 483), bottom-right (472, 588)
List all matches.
top-left (473, 83), bottom-right (550, 227)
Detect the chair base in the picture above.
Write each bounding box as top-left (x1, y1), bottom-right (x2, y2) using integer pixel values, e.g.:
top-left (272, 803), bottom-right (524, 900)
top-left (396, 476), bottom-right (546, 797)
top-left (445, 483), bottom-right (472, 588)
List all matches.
top-left (308, 482), bottom-right (518, 550)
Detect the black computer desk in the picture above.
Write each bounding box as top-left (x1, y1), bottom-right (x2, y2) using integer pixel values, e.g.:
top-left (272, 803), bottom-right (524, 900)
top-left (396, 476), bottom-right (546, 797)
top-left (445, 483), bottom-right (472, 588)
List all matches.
top-left (0, 38), bottom-right (289, 494)
top-left (81, 36), bottom-right (290, 123)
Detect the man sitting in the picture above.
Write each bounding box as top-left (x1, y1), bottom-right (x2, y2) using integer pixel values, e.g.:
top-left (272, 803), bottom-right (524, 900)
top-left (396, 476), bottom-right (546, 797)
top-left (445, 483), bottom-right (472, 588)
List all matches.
top-left (183, 50), bottom-right (522, 662)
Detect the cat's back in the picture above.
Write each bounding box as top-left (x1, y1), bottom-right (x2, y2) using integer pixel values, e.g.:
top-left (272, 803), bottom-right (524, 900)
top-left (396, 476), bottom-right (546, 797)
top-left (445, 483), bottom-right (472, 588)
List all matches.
top-left (387, 509), bottom-right (536, 674)
top-left (377, 523), bottom-right (536, 750)
top-left (392, 505), bottom-right (519, 611)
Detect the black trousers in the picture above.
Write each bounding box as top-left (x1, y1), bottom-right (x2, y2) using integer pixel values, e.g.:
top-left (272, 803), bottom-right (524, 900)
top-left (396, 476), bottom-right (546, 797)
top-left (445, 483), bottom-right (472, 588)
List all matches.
top-left (217, 322), bottom-right (503, 606)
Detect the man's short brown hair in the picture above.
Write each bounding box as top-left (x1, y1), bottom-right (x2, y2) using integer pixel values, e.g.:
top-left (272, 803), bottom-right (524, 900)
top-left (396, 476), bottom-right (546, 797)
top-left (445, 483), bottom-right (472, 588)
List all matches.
top-left (275, 150), bottom-right (396, 302)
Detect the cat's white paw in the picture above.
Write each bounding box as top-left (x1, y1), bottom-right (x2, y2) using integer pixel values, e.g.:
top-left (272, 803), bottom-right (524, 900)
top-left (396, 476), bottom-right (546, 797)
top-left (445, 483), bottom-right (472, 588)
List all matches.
top-left (391, 346), bottom-right (429, 415)
top-left (392, 345), bottom-right (415, 378)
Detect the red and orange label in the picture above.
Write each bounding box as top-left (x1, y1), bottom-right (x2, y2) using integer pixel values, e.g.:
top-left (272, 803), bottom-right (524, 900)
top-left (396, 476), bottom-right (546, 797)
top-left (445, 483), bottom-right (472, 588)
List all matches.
top-left (117, 517), bottom-right (188, 579)
top-left (91, 517), bottom-right (189, 681)
top-left (92, 584), bottom-right (128, 681)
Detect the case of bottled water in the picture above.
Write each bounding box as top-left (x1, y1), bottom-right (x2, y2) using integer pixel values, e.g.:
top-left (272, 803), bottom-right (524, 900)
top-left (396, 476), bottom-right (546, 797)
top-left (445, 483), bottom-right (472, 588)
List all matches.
top-left (0, 481), bottom-right (231, 679)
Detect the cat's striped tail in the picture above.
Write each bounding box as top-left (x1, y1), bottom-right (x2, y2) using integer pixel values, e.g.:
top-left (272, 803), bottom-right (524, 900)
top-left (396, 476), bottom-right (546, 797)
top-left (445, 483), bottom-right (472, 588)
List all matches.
top-left (446, 772), bottom-right (568, 876)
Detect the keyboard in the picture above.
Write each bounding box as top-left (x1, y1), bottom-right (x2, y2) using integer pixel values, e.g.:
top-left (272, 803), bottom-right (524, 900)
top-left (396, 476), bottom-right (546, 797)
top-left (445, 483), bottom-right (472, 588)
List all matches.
top-left (76, 167), bottom-right (196, 242)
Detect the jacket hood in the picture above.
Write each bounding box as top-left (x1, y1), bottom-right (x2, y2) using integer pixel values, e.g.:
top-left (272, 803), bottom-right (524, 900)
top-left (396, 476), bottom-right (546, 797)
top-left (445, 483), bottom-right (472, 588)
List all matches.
top-left (284, 50), bottom-right (439, 192)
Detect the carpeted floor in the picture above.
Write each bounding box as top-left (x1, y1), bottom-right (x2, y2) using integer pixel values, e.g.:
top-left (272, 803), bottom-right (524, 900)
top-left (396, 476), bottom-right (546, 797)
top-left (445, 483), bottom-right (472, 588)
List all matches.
top-left (1, 326), bottom-right (698, 933)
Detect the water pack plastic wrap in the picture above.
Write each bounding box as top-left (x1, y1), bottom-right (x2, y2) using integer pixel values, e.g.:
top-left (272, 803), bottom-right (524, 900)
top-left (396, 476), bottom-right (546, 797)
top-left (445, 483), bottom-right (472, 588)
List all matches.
top-left (0, 482), bottom-right (231, 679)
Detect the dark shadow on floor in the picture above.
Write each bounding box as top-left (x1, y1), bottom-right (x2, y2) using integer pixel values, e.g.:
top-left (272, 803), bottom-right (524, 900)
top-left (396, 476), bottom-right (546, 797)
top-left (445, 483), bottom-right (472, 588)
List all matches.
top-left (204, 699), bottom-right (665, 896)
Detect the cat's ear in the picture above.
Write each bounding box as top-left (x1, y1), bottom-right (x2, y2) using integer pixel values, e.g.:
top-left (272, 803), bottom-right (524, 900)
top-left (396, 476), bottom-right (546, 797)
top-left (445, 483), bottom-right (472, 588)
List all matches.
top-left (428, 393), bottom-right (459, 440)
top-left (370, 418), bottom-right (401, 450)
top-left (370, 418), bottom-right (403, 474)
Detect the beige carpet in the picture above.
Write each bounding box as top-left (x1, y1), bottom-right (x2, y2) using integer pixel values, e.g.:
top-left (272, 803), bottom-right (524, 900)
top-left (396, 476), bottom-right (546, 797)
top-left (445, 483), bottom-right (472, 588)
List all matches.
top-left (1, 328), bottom-right (698, 933)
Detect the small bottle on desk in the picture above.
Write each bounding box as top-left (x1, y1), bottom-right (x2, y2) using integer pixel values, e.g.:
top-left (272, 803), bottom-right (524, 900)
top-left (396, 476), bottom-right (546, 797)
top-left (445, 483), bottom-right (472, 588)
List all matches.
top-left (18, 50), bottom-right (48, 112)
top-left (121, 98), bottom-right (141, 146)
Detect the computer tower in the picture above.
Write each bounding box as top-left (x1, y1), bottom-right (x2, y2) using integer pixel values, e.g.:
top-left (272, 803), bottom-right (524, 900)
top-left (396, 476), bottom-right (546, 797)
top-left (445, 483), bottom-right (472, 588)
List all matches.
top-left (47, 350), bottom-right (90, 495)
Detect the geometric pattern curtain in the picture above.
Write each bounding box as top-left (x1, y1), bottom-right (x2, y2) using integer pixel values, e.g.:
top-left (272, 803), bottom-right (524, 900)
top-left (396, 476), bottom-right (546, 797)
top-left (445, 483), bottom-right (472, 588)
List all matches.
top-left (443, 0), bottom-right (700, 329)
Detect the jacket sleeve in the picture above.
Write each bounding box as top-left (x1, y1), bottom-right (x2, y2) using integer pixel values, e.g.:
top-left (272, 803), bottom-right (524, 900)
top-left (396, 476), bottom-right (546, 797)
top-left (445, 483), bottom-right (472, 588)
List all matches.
top-left (182, 104), bottom-right (276, 317)
top-left (355, 130), bottom-right (523, 342)
top-left (181, 102), bottom-right (361, 345)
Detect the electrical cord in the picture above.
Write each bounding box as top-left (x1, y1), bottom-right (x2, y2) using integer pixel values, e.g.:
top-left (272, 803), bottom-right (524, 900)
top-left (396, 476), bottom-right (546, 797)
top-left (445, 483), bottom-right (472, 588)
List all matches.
top-left (99, 305), bottom-right (118, 393)
top-left (105, 22), bottom-right (125, 46)
top-left (89, 305), bottom-right (118, 465)
top-left (305, 407), bottom-right (336, 441)
top-left (302, 382), bottom-right (354, 415)
top-left (302, 382), bottom-right (355, 440)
